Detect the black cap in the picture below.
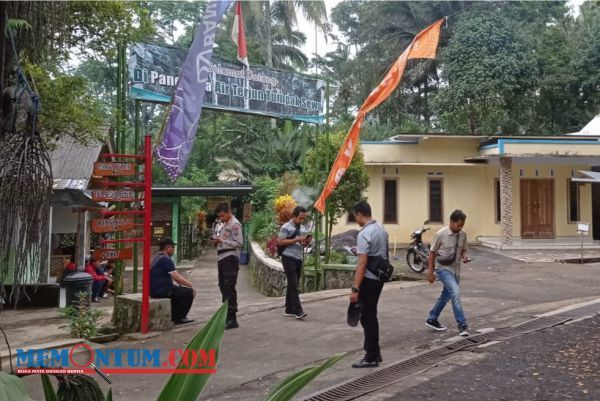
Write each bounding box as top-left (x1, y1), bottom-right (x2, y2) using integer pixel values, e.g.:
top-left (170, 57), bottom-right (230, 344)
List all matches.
top-left (347, 302), bottom-right (361, 327)
top-left (159, 237), bottom-right (177, 250)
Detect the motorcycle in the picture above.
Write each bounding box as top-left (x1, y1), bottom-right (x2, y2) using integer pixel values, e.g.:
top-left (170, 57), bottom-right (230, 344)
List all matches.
top-left (406, 221), bottom-right (430, 273)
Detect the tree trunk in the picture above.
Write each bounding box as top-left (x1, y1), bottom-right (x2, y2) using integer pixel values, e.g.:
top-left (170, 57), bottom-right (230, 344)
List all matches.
top-left (264, 0), bottom-right (272, 67)
top-left (0, 2), bottom-right (6, 98)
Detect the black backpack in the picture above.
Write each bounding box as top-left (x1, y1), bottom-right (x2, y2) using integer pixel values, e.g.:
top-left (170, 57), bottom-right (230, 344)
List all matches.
top-left (277, 224), bottom-right (301, 257)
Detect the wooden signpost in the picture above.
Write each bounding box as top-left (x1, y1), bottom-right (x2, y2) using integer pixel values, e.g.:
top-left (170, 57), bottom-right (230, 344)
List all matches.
top-left (94, 247), bottom-right (134, 261)
top-left (94, 135), bottom-right (152, 333)
top-left (91, 218), bottom-right (134, 233)
top-left (92, 189), bottom-right (136, 202)
top-left (93, 161), bottom-right (137, 176)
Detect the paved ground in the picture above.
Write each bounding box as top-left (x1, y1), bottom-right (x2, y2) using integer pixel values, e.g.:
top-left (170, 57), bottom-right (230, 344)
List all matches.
top-left (13, 247), bottom-right (600, 401)
top-left (392, 315), bottom-right (600, 401)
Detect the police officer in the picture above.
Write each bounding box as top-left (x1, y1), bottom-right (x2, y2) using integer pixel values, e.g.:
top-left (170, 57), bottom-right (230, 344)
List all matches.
top-left (349, 201), bottom-right (389, 368)
top-left (211, 203), bottom-right (244, 329)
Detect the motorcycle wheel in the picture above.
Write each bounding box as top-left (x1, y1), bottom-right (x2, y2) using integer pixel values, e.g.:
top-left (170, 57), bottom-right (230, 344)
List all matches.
top-left (406, 249), bottom-right (426, 273)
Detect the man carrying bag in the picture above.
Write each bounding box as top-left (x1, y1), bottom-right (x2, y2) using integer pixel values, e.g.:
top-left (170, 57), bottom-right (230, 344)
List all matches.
top-left (349, 201), bottom-right (390, 368)
top-left (426, 210), bottom-right (471, 337)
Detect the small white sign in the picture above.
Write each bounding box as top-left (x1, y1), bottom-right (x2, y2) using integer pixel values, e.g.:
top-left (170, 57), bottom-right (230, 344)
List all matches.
top-left (577, 222), bottom-right (590, 234)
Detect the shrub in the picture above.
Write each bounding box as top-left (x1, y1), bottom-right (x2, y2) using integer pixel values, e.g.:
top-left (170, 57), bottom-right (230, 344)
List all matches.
top-left (60, 292), bottom-right (103, 339)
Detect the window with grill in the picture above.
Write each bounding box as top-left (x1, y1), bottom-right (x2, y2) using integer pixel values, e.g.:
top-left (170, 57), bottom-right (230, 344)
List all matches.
top-left (383, 180), bottom-right (398, 223)
top-left (428, 179), bottom-right (443, 223)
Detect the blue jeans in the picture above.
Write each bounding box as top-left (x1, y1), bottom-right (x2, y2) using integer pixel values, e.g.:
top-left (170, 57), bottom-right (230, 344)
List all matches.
top-left (428, 269), bottom-right (467, 327)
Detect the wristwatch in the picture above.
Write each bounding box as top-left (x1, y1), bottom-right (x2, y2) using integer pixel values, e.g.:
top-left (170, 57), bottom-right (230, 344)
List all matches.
top-left (351, 286), bottom-right (359, 293)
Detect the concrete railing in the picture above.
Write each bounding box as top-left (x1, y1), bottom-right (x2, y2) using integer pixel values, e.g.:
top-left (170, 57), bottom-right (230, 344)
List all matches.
top-left (248, 241), bottom-right (287, 297)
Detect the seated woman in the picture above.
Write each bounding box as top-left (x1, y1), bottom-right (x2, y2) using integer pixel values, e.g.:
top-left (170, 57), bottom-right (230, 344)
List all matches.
top-left (84, 256), bottom-right (107, 302)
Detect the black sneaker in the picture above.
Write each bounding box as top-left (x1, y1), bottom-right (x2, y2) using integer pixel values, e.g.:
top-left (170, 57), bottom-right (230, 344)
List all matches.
top-left (225, 320), bottom-right (239, 330)
top-left (458, 325), bottom-right (470, 337)
top-left (295, 312), bottom-right (308, 320)
top-left (174, 317), bottom-right (194, 325)
top-left (426, 319), bottom-right (447, 331)
top-left (352, 358), bottom-right (379, 368)
top-left (283, 312), bottom-right (295, 317)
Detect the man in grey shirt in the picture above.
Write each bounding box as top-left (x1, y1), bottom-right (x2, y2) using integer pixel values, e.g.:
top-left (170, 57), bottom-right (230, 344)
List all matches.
top-left (426, 210), bottom-right (471, 336)
top-left (349, 201), bottom-right (389, 368)
top-left (278, 206), bottom-right (311, 320)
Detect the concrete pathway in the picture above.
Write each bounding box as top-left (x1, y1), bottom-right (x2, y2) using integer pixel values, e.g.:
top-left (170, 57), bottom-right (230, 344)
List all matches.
top-left (15, 247), bottom-right (600, 401)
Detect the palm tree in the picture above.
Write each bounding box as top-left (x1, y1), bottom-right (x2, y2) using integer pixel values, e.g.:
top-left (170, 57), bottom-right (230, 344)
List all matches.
top-left (244, 1), bottom-right (327, 67)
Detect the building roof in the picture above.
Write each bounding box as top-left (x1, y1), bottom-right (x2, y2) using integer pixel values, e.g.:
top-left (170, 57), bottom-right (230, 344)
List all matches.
top-left (49, 136), bottom-right (103, 190)
top-left (152, 185), bottom-right (254, 197)
top-left (567, 115), bottom-right (600, 136)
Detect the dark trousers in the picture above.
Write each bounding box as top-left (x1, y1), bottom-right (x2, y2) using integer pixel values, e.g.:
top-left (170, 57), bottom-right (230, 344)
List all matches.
top-left (152, 286), bottom-right (194, 322)
top-left (282, 255), bottom-right (303, 315)
top-left (359, 278), bottom-right (385, 362)
top-left (218, 255), bottom-right (239, 320)
top-left (92, 280), bottom-right (105, 299)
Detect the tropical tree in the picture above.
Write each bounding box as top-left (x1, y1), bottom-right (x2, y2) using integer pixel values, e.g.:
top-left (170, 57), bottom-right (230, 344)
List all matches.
top-left (242, 1), bottom-right (327, 68)
top-left (302, 131), bottom-right (369, 260)
top-left (432, 6), bottom-right (540, 135)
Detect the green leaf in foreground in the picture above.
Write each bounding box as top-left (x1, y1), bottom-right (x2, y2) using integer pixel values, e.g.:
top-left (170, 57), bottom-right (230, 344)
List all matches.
top-left (41, 374), bottom-right (59, 401)
top-left (0, 372), bottom-right (36, 401)
top-left (261, 353), bottom-right (346, 401)
top-left (155, 302), bottom-right (228, 401)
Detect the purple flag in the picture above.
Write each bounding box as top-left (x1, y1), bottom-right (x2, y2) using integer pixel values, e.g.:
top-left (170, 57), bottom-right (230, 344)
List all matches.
top-left (156, 0), bottom-right (234, 180)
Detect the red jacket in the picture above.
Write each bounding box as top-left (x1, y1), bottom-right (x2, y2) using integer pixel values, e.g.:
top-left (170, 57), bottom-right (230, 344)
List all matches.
top-left (84, 264), bottom-right (106, 282)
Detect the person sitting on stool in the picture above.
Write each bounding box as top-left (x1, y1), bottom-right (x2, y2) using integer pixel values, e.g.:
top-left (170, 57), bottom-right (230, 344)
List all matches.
top-left (150, 238), bottom-right (196, 325)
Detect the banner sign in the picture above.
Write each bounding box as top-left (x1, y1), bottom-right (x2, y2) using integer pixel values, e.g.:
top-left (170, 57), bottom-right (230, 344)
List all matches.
top-left (129, 44), bottom-right (325, 124)
top-left (93, 162), bottom-right (136, 177)
top-left (92, 190), bottom-right (136, 202)
top-left (94, 248), bottom-right (134, 261)
top-left (91, 218), bottom-right (135, 234)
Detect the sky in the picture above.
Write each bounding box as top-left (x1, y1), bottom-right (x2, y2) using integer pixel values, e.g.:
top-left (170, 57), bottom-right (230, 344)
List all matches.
top-left (299, 0), bottom-right (343, 71)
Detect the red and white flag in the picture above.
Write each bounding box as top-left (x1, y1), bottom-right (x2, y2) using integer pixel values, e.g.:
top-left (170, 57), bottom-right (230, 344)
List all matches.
top-left (231, 1), bottom-right (249, 67)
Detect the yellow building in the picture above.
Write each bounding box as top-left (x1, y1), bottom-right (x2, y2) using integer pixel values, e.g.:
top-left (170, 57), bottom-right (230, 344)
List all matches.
top-left (332, 135), bottom-right (600, 249)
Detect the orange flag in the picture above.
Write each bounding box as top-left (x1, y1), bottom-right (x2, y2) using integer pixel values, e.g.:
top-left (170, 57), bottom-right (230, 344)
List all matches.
top-left (314, 18), bottom-right (444, 214)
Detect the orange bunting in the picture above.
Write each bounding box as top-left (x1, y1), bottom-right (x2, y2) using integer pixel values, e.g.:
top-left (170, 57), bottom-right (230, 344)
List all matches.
top-left (314, 19), bottom-right (444, 213)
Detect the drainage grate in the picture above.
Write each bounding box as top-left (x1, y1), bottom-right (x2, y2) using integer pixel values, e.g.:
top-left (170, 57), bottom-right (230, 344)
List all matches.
top-left (300, 313), bottom-right (586, 401)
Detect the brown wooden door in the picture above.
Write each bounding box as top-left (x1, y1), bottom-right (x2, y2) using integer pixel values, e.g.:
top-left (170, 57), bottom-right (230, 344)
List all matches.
top-left (521, 179), bottom-right (555, 239)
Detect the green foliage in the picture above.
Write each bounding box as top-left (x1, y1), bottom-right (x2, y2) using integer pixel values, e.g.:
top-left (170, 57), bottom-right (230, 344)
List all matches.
top-left (302, 132), bottom-right (369, 226)
top-left (60, 293), bottom-right (103, 339)
top-left (432, 7), bottom-right (539, 135)
top-left (327, 250), bottom-right (346, 265)
top-left (261, 353), bottom-right (345, 401)
top-left (25, 63), bottom-right (106, 143)
top-left (41, 374), bottom-right (58, 401)
top-left (326, 1), bottom-right (598, 135)
top-left (156, 302), bottom-right (228, 401)
top-left (252, 176), bottom-right (281, 211)
top-left (0, 372), bottom-right (35, 401)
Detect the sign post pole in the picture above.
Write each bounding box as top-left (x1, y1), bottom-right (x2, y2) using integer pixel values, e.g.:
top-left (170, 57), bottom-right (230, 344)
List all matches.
top-left (141, 135), bottom-right (152, 334)
top-left (576, 222), bottom-right (590, 264)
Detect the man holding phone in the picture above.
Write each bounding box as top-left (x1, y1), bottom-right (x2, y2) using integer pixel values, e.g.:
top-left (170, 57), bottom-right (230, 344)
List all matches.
top-left (278, 206), bottom-right (311, 320)
top-left (426, 210), bottom-right (471, 336)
